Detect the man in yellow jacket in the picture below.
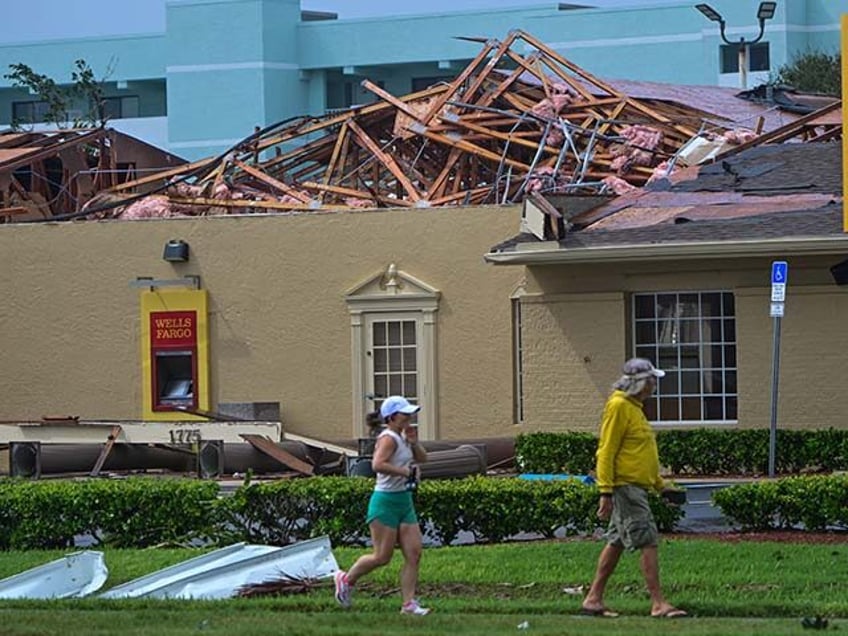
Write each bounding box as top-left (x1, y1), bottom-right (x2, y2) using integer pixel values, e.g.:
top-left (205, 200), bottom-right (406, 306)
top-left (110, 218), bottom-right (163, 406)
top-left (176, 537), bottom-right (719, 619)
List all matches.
top-left (581, 358), bottom-right (687, 619)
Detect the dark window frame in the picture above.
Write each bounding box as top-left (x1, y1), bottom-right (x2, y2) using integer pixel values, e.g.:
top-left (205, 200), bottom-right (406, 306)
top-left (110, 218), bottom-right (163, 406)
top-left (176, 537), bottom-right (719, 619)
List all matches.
top-left (720, 41), bottom-right (770, 73)
top-left (632, 291), bottom-right (738, 425)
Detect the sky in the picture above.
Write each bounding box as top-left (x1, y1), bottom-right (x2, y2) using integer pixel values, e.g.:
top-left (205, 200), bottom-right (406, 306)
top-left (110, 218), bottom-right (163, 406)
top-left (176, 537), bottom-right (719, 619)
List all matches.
top-left (3, 0), bottom-right (679, 43)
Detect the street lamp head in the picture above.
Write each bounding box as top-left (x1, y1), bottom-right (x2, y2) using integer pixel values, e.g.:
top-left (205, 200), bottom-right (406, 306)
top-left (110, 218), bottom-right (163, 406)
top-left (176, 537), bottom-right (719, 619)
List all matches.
top-left (757, 1), bottom-right (777, 21)
top-left (695, 3), bottom-right (723, 23)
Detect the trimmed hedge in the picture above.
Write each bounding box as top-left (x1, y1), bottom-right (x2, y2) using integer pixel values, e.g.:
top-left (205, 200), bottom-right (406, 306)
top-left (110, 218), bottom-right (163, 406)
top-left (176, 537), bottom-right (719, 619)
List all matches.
top-left (712, 475), bottom-right (848, 532)
top-left (516, 428), bottom-right (848, 476)
top-left (515, 432), bottom-right (596, 475)
top-left (0, 475), bottom-right (684, 549)
top-left (0, 478), bottom-right (220, 549)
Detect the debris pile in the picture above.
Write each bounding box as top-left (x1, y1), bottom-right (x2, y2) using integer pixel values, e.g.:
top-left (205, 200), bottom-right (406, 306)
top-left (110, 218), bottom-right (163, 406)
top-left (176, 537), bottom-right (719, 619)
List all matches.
top-left (0, 129), bottom-right (185, 222)
top-left (96, 30), bottom-right (800, 218)
top-left (3, 30), bottom-right (841, 222)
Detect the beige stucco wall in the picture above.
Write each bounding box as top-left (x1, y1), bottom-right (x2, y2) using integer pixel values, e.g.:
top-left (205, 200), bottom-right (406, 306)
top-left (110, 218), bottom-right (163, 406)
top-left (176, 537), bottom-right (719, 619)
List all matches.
top-left (517, 254), bottom-right (848, 432)
top-left (0, 205), bottom-right (522, 440)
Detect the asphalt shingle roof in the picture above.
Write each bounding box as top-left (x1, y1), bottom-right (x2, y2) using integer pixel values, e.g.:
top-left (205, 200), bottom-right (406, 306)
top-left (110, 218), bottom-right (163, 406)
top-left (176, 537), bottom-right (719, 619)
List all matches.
top-left (489, 142), bottom-right (845, 254)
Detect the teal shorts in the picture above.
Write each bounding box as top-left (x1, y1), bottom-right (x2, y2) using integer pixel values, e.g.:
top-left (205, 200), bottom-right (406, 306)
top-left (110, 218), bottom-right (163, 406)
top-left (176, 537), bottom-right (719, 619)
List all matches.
top-left (604, 484), bottom-right (658, 550)
top-left (367, 490), bottom-right (418, 529)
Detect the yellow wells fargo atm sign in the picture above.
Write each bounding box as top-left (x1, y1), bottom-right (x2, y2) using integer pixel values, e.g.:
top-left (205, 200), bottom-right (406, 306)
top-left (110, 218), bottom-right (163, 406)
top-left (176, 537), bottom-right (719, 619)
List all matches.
top-left (140, 289), bottom-right (210, 421)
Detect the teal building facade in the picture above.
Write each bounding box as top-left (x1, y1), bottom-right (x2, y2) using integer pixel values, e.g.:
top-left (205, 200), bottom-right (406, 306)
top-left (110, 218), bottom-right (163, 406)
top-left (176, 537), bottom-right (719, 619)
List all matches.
top-left (1, 0), bottom-right (844, 159)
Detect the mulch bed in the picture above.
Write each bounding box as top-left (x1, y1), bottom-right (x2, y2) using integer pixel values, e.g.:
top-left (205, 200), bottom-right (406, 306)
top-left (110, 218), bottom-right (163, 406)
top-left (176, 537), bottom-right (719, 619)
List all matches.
top-left (666, 531), bottom-right (848, 544)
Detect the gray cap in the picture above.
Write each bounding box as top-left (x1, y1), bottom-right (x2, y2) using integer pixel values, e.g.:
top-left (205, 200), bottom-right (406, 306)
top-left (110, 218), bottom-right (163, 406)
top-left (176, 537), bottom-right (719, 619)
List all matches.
top-left (622, 357), bottom-right (665, 378)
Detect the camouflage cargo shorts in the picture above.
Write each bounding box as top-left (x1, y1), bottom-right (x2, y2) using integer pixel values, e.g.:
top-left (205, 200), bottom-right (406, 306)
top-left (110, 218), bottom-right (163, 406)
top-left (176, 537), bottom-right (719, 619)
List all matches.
top-left (604, 484), bottom-right (658, 550)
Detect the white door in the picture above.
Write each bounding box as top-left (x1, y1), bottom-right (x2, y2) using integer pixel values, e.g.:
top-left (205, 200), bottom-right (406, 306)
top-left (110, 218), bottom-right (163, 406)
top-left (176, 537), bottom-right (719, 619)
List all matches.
top-left (365, 314), bottom-right (422, 426)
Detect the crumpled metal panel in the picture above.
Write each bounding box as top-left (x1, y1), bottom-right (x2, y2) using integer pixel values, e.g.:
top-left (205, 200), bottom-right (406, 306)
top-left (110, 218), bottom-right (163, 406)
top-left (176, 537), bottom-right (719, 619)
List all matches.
top-left (101, 537), bottom-right (338, 600)
top-left (0, 550), bottom-right (108, 599)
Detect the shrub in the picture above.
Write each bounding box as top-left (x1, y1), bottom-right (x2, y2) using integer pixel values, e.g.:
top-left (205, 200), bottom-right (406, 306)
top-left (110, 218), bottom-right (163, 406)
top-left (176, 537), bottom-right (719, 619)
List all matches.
top-left (515, 432), bottom-right (596, 474)
top-left (712, 475), bottom-right (848, 531)
top-left (0, 475), bottom-right (684, 549)
top-left (0, 478), bottom-right (220, 549)
top-left (518, 429), bottom-right (848, 478)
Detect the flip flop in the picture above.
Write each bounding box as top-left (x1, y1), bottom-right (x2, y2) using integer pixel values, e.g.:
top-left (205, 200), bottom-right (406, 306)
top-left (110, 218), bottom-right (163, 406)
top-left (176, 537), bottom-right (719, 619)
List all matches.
top-left (651, 608), bottom-right (688, 619)
top-left (580, 607), bottom-right (620, 618)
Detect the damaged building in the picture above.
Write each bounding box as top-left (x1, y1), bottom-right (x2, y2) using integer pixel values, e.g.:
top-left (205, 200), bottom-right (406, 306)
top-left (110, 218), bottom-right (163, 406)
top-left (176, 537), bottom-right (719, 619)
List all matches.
top-left (0, 22), bottom-right (846, 478)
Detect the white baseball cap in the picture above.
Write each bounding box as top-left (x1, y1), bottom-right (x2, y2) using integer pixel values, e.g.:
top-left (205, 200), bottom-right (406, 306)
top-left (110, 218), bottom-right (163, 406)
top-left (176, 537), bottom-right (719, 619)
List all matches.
top-left (380, 395), bottom-right (421, 419)
top-left (622, 357), bottom-right (665, 378)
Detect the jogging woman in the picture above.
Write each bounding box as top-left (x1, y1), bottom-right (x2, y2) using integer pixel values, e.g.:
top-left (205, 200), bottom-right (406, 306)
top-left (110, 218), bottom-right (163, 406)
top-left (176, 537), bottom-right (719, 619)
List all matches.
top-left (334, 395), bottom-right (430, 615)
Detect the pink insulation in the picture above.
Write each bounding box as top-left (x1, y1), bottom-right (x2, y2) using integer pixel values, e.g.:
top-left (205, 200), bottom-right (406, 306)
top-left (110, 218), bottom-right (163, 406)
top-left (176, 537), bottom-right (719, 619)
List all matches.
top-left (608, 125), bottom-right (664, 175)
top-left (721, 129), bottom-right (758, 145)
top-left (646, 160), bottom-right (675, 185)
top-left (116, 195), bottom-right (187, 219)
top-left (618, 125), bottom-right (664, 151)
top-left (602, 175), bottom-right (638, 195)
top-left (344, 197), bottom-right (375, 208)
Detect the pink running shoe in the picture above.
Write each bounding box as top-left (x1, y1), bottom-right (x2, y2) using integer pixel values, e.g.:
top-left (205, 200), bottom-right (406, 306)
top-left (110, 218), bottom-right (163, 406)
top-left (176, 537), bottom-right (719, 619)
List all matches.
top-left (334, 571), bottom-right (352, 608)
top-left (400, 599), bottom-right (431, 615)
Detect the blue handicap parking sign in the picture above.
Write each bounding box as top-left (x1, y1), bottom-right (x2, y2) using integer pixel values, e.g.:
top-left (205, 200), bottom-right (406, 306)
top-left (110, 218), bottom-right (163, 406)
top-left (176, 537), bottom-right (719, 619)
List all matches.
top-left (771, 261), bottom-right (788, 285)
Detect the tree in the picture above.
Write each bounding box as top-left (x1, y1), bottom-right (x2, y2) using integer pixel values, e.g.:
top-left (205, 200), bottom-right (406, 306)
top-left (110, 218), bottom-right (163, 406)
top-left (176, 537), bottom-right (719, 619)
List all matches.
top-left (4, 58), bottom-right (114, 130)
top-left (771, 49), bottom-right (841, 96)
top-left (4, 63), bottom-right (71, 129)
top-left (71, 59), bottom-right (112, 128)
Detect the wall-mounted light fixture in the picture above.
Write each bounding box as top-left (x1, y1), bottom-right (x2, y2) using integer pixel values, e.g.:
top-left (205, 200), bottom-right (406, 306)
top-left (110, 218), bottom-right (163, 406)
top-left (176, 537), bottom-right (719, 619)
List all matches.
top-left (163, 239), bottom-right (190, 263)
top-left (695, 1), bottom-right (777, 89)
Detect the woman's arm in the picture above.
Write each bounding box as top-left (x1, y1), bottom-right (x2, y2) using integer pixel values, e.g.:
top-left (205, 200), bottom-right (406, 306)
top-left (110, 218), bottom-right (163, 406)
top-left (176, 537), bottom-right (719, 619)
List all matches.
top-left (371, 434), bottom-right (411, 477)
top-left (405, 426), bottom-right (427, 463)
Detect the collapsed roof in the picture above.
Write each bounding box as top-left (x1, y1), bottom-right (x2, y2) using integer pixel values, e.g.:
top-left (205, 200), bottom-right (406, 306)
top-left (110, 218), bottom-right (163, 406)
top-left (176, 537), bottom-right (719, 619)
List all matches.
top-left (2, 30), bottom-right (839, 223)
top-left (0, 129), bottom-right (186, 222)
top-left (69, 30), bottom-right (839, 220)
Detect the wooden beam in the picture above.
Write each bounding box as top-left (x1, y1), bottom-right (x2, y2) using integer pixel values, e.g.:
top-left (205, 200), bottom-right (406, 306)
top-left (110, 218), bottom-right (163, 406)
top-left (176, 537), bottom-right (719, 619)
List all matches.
top-left (418, 127), bottom-right (532, 171)
top-left (89, 424), bottom-right (123, 477)
top-left (254, 85), bottom-right (448, 153)
top-left (437, 113), bottom-right (561, 155)
top-left (240, 434), bottom-right (314, 475)
top-left (0, 206), bottom-right (29, 218)
top-left (456, 32), bottom-right (520, 108)
top-left (346, 119), bottom-right (422, 202)
top-left (429, 185), bottom-right (492, 206)
top-left (0, 129), bottom-right (106, 175)
top-left (106, 157), bottom-right (213, 193)
top-left (361, 79), bottom-right (424, 122)
top-left (420, 38), bottom-right (500, 124)
top-left (301, 180), bottom-right (414, 207)
top-left (517, 30), bottom-right (621, 99)
top-left (232, 160), bottom-right (313, 203)
top-left (425, 147), bottom-right (463, 200)
top-left (322, 121), bottom-right (350, 188)
top-left (283, 432), bottom-right (358, 458)
top-left (164, 195), bottom-right (349, 211)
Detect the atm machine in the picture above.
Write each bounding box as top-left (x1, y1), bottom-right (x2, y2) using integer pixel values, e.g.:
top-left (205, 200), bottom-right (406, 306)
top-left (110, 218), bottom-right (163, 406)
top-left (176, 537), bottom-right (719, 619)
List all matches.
top-left (140, 288), bottom-right (210, 421)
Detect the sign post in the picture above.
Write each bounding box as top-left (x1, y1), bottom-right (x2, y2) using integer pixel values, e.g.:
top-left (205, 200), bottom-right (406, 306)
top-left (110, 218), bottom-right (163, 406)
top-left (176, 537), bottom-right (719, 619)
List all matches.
top-left (768, 261), bottom-right (787, 477)
top-left (842, 14), bottom-right (848, 233)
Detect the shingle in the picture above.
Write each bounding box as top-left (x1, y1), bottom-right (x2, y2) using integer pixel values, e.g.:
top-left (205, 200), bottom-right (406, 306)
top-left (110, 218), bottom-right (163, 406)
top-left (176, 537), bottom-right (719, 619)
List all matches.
top-left (489, 142), bottom-right (845, 255)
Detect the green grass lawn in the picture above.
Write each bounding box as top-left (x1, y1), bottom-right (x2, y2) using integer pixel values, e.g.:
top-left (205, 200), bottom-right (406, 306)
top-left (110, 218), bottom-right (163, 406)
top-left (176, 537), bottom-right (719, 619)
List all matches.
top-left (0, 537), bottom-right (844, 635)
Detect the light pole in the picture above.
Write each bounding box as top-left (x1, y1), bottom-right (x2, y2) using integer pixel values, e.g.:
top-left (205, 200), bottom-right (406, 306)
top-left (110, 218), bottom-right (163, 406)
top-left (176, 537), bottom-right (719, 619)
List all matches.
top-left (695, 2), bottom-right (777, 89)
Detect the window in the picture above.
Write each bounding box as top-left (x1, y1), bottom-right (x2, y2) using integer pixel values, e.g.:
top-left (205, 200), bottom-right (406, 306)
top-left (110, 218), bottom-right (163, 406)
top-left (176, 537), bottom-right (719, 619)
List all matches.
top-left (12, 100), bottom-right (51, 124)
top-left (632, 291), bottom-right (737, 424)
top-left (748, 43), bottom-right (771, 72)
top-left (511, 297), bottom-right (524, 424)
top-left (369, 317), bottom-right (419, 416)
top-left (101, 95), bottom-right (140, 119)
top-left (720, 42), bottom-right (770, 73)
top-left (346, 264), bottom-right (440, 439)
